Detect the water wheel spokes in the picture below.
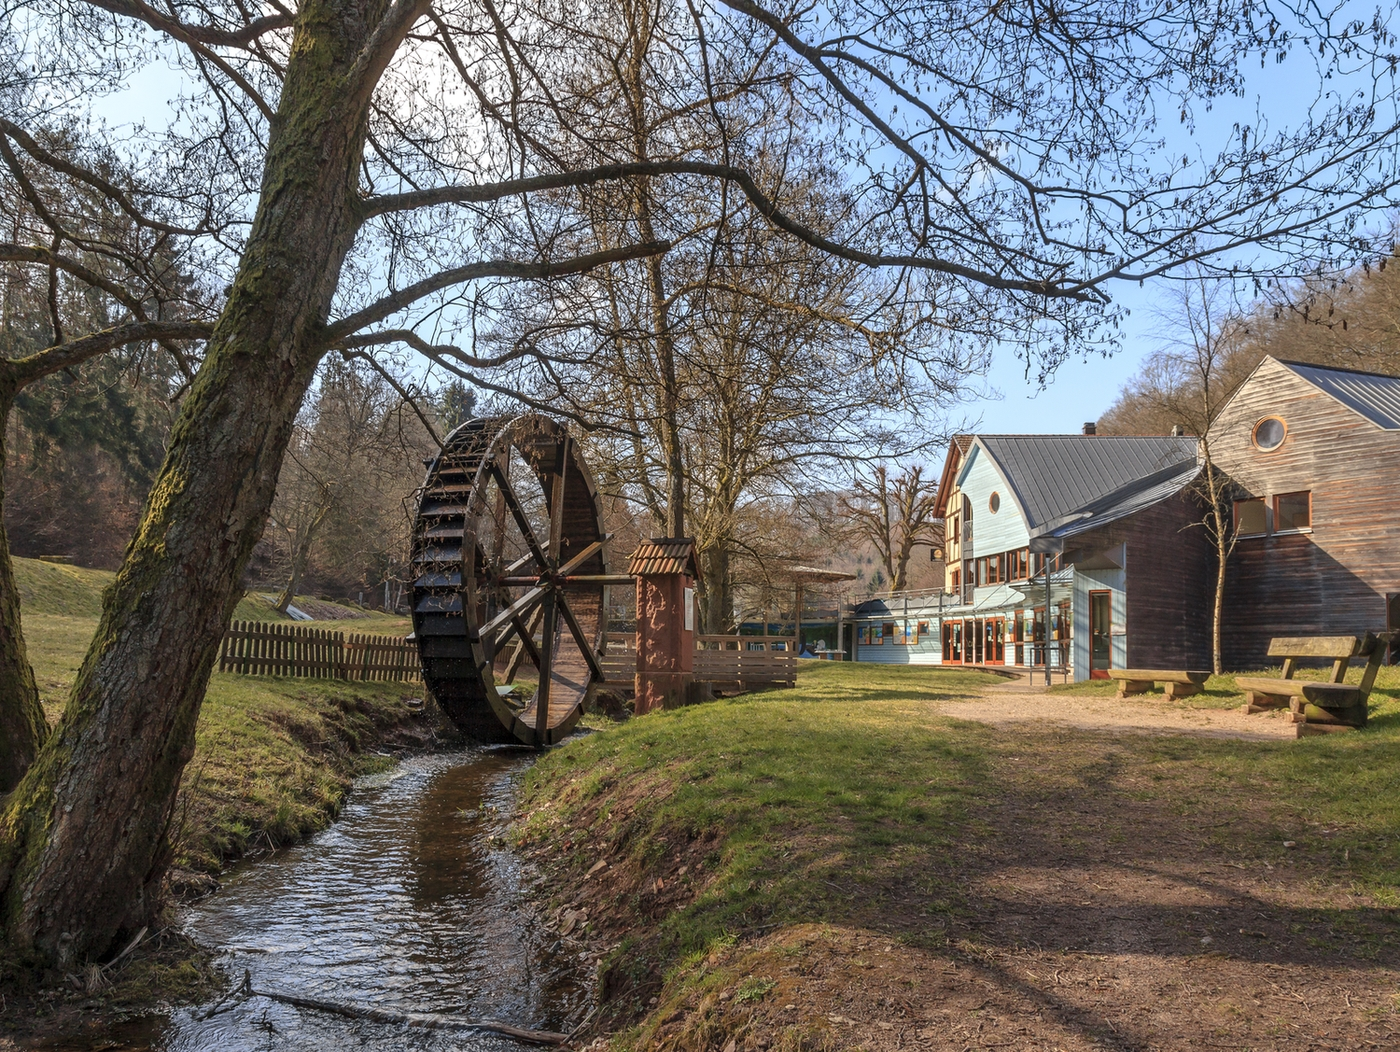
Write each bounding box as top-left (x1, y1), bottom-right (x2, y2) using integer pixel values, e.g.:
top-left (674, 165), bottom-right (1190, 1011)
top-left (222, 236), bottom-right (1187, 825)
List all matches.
top-left (411, 414), bottom-right (615, 746)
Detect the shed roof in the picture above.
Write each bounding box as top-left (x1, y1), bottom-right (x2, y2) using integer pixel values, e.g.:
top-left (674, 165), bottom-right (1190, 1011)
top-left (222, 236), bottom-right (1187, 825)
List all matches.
top-left (1279, 359), bottom-right (1400, 430)
top-left (627, 537), bottom-right (701, 580)
top-left (974, 435), bottom-right (1199, 535)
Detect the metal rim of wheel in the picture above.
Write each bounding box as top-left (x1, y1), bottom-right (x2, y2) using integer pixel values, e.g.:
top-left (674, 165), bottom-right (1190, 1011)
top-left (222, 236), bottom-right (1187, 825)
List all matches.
top-left (409, 414), bottom-right (615, 746)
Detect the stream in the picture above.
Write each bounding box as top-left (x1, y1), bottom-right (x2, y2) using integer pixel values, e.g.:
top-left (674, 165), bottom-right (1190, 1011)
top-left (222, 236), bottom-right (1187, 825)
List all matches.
top-left (116, 747), bottom-right (591, 1051)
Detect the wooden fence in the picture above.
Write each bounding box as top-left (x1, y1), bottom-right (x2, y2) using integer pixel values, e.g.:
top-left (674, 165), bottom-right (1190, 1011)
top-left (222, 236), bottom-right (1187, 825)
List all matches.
top-left (219, 620), bottom-right (422, 682)
top-left (601, 632), bottom-right (797, 693)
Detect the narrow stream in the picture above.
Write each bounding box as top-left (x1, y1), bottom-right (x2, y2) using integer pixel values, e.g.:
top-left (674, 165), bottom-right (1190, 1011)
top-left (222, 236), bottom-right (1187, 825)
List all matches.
top-left (144, 747), bottom-right (590, 1051)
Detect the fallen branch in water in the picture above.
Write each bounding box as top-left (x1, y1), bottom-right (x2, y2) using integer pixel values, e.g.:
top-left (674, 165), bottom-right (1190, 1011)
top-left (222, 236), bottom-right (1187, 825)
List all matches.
top-left (249, 985), bottom-right (574, 1046)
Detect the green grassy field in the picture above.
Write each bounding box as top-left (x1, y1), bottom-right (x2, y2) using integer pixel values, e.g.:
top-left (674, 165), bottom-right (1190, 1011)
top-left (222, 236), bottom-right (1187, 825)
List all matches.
top-left (13, 557), bottom-right (428, 872)
top-left (519, 660), bottom-right (1400, 1037)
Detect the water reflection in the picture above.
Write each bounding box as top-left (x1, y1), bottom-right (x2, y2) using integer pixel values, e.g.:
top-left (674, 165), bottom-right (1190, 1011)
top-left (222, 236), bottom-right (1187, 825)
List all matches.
top-left (157, 747), bottom-right (588, 1051)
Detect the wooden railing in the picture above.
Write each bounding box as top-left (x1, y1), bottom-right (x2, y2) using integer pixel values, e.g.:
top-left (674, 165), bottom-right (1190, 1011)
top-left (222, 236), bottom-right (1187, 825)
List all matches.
top-left (219, 620), bottom-right (422, 682)
top-left (601, 632), bottom-right (797, 693)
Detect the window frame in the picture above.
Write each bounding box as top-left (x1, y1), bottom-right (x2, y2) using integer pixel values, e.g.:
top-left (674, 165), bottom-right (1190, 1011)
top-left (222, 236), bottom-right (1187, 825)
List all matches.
top-left (1233, 497), bottom-right (1268, 537)
top-left (1251, 415), bottom-right (1288, 452)
top-left (1273, 490), bottom-right (1313, 534)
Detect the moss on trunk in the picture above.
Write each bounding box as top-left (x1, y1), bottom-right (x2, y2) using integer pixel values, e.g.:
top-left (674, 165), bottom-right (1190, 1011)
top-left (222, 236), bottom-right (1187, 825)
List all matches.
top-left (0, 0), bottom-right (394, 965)
top-left (0, 384), bottom-right (48, 793)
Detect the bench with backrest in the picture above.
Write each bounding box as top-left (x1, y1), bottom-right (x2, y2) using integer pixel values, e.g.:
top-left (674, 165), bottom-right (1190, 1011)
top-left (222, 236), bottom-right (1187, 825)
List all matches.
top-left (1106, 669), bottom-right (1210, 700)
top-left (1236, 633), bottom-right (1397, 733)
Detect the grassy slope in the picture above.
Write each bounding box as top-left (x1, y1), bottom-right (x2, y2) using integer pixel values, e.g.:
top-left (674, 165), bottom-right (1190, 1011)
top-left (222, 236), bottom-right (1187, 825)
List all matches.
top-left (13, 556), bottom-right (429, 873)
top-left (518, 662), bottom-right (1400, 1041)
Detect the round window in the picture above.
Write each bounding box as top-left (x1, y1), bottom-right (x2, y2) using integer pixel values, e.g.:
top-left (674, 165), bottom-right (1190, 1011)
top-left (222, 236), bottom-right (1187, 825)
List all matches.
top-left (989, 492), bottom-right (1001, 514)
top-left (1252, 417), bottom-right (1286, 452)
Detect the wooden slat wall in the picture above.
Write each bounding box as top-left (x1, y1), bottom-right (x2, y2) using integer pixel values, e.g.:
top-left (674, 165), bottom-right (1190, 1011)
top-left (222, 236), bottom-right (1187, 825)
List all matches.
top-left (1069, 490), bottom-right (1214, 671)
top-left (601, 632), bottom-right (797, 692)
top-left (1211, 359), bottom-right (1400, 668)
top-left (220, 621), bottom-right (422, 682)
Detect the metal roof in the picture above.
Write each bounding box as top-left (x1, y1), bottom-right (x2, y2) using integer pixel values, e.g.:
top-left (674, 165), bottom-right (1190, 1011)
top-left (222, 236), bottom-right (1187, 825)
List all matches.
top-left (1280, 359), bottom-right (1400, 430)
top-left (974, 435), bottom-right (1199, 534)
top-left (626, 537), bottom-right (701, 580)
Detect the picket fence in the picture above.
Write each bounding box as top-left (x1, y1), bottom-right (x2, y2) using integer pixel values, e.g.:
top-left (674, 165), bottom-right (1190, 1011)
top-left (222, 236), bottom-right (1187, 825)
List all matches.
top-left (219, 620), bottom-right (422, 682)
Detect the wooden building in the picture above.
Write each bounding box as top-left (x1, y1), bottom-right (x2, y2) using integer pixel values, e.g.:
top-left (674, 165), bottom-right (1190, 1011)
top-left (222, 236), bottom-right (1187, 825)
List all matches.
top-left (1208, 357), bottom-right (1400, 667)
top-left (849, 429), bottom-right (1208, 679)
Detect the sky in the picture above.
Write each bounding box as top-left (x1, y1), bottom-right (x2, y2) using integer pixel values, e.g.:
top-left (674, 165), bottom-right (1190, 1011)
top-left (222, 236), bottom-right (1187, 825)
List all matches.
top-left (84, 7), bottom-right (1392, 441)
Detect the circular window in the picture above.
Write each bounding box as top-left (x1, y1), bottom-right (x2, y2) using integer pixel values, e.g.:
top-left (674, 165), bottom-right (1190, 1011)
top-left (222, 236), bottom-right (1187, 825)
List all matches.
top-left (989, 492), bottom-right (1001, 514)
top-left (1252, 417), bottom-right (1287, 452)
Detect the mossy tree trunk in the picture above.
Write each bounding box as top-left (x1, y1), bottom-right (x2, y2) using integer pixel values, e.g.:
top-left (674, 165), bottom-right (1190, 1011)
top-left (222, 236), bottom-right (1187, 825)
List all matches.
top-left (0, 0), bottom-right (398, 965)
top-left (0, 381), bottom-right (48, 794)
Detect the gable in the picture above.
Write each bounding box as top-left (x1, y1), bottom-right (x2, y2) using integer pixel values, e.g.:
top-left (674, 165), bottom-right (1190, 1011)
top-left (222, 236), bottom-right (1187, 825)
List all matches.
top-left (976, 435), bottom-right (1199, 534)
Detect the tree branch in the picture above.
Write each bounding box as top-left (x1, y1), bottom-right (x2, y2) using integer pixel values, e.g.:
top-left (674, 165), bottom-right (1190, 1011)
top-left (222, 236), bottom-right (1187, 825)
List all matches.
top-left (1, 320), bottom-right (212, 385)
top-left (323, 241), bottom-right (671, 342)
top-left (359, 161), bottom-right (1087, 299)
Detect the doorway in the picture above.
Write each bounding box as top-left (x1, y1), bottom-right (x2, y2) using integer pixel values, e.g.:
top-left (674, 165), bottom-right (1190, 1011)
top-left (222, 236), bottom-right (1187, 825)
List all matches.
top-left (1089, 591), bottom-right (1111, 678)
top-left (985, 616), bottom-right (1005, 664)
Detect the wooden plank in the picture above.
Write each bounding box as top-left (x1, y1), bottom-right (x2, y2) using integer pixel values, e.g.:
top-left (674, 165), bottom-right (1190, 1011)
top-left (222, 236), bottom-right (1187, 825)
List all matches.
top-left (1106, 669), bottom-right (1209, 684)
top-left (1266, 636), bottom-right (1361, 660)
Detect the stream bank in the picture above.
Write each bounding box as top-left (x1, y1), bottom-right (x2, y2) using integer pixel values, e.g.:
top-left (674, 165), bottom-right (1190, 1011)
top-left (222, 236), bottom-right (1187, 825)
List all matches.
top-left (1, 685), bottom-right (460, 1047)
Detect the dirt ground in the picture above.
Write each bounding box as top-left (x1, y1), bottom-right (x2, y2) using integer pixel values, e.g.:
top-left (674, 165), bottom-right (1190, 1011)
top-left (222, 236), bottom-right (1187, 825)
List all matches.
top-left (937, 676), bottom-right (1299, 741)
top-left (568, 680), bottom-right (1399, 1052)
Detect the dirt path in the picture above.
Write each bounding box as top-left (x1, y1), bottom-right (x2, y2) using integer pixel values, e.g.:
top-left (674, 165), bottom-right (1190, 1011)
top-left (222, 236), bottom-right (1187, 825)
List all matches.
top-left (933, 677), bottom-right (1299, 741)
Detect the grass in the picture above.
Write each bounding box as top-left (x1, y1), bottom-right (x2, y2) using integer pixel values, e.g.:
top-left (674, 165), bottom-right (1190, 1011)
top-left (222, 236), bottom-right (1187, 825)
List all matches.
top-left (518, 660), bottom-right (1400, 1033)
top-left (13, 555), bottom-right (429, 873)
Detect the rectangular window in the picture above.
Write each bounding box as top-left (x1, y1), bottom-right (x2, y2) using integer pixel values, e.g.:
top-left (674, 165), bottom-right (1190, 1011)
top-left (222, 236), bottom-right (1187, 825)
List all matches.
top-left (950, 568), bottom-right (961, 593)
top-left (917, 621), bottom-right (930, 642)
top-left (1234, 497), bottom-right (1267, 537)
top-left (883, 621), bottom-right (897, 645)
top-left (1275, 491), bottom-right (1312, 532)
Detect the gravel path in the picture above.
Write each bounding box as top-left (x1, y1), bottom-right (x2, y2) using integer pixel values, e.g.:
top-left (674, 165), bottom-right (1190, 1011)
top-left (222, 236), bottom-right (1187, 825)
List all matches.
top-left (936, 676), bottom-right (1297, 740)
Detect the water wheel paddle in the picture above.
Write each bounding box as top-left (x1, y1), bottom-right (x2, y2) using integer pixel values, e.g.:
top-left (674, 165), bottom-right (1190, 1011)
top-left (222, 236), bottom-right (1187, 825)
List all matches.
top-left (410, 414), bottom-right (614, 746)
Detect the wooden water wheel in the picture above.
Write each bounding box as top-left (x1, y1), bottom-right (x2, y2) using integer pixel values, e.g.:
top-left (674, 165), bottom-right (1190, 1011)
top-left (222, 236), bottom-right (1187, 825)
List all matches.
top-left (410, 414), bottom-right (622, 746)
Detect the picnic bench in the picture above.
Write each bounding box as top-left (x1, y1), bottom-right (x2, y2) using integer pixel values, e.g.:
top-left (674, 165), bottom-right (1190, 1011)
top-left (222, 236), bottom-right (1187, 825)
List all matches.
top-left (1236, 633), bottom-right (1398, 734)
top-left (1106, 669), bottom-right (1210, 699)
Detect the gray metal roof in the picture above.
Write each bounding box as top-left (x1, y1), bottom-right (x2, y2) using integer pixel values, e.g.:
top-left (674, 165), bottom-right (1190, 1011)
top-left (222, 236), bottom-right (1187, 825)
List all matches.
top-left (974, 435), bottom-right (1199, 534)
top-left (1281, 360), bottom-right (1400, 429)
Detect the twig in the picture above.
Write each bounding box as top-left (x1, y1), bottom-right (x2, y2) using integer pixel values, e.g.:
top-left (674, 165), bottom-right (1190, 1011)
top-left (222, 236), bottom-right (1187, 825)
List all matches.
top-left (249, 985), bottom-right (572, 1045)
top-left (102, 926), bottom-right (148, 975)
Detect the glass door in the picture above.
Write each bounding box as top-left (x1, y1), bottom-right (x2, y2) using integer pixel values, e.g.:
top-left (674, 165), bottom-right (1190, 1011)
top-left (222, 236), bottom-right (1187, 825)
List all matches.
top-left (1089, 590), bottom-right (1111, 679)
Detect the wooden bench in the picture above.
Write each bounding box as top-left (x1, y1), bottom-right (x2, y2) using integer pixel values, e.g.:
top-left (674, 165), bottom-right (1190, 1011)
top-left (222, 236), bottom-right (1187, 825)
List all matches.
top-left (1107, 669), bottom-right (1210, 699)
top-left (1236, 633), bottom-right (1397, 734)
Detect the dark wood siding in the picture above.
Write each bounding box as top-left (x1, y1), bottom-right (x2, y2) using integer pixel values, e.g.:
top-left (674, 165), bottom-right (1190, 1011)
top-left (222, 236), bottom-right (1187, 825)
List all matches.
top-left (1211, 358), bottom-right (1400, 668)
top-left (1070, 491), bottom-right (1214, 670)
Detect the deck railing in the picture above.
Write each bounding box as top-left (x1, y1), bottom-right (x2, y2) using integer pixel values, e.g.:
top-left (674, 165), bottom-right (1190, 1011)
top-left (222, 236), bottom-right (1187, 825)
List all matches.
top-left (219, 620), bottom-right (422, 682)
top-left (601, 632), bottom-right (797, 693)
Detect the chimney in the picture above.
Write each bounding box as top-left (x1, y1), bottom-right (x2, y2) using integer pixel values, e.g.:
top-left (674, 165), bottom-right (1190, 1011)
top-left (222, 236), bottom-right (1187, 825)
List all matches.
top-left (1082, 422), bottom-right (1097, 436)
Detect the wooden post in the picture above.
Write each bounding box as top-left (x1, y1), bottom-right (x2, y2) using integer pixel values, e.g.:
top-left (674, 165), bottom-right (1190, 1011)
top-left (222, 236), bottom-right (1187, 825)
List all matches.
top-left (794, 582), bottom-right (804, 656)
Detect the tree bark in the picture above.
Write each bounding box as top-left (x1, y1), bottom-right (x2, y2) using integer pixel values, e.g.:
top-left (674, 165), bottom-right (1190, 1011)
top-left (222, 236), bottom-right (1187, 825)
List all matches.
top-left (700, 542), bottom-right (731, 634)
top-left (0, 381), bottom-right (48, 793)
top-left (0, 0), bottom-right (389, 965)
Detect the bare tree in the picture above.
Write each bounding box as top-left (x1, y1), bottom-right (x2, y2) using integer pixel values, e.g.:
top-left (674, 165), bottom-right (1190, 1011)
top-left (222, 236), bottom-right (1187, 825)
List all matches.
top-left (3, 0), bottom-right (1400, 966)
top-left (837, 464), bottom-right (943, 594)
top-left (1102, 273), bottom-right (1253, 673)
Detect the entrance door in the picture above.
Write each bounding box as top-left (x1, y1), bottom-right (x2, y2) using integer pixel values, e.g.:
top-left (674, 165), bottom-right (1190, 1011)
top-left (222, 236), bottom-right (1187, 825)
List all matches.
top-left (1089, 590), bottom-right (1112, 679)
top-left (973, 619), bottom-right (984, 664)
top-left (986, 617), bottom-right (1004, 664)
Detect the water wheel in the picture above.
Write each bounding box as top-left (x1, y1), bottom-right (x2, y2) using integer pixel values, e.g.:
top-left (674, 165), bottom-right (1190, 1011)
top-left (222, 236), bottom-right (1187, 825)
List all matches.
top-left (410, 414), bottom-right (619, 746)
